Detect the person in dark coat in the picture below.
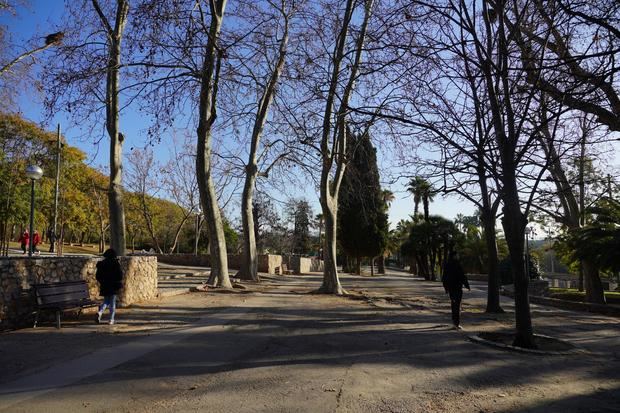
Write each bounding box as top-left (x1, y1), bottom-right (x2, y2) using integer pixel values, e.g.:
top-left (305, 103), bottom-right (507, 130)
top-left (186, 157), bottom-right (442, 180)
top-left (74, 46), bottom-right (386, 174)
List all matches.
top-left (442, 250), bottom-right (470, 329)
top-left (95, 248), bottom-right (123, 325)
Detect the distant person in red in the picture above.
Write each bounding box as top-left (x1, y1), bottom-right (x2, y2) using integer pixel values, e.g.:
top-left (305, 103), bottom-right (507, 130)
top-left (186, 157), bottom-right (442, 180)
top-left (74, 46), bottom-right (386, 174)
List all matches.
top-left (32, 230), bottom-right (41, 255)
top-left (19, 230), bottom-right (29, 254)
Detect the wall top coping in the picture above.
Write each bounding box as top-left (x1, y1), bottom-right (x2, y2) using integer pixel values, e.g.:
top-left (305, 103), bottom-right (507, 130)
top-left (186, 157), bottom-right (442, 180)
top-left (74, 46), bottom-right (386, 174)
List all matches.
top-left (0, 255), bottom-right (157, 261)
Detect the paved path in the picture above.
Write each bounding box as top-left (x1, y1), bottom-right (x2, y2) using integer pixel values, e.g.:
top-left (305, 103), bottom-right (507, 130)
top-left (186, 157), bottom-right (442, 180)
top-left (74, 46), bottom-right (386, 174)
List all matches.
top-left (0, 269), bottom-right (618, 412)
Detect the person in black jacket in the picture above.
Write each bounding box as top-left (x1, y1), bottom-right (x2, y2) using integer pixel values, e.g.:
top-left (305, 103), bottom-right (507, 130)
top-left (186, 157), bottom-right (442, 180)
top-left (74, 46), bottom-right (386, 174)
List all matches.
top-left (442, 249), bottom-right (470, 330)
top-left (95, 248), bottom-right (123, 325)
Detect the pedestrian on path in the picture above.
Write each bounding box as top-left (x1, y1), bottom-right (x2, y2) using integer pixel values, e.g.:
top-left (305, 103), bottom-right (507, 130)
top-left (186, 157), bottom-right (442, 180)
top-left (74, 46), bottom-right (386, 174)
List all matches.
top-left (95, 248), bottom-right (123, 325)
top-left (442, 249), bottom-right (470, 330)
top-left (19, 230), bottom-right (29, 254)
top-left (32, 230), bottom-right (41, 255)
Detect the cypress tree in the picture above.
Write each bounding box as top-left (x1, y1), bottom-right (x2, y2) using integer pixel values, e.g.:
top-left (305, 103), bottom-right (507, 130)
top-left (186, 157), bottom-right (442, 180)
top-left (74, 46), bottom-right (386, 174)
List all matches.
top-left (338, 131), bottom-right (389, 274)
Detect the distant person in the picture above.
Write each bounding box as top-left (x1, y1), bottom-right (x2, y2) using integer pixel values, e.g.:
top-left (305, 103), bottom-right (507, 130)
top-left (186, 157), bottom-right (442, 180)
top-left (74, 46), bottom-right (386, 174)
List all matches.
top-left (95, 248), bottom-right (123, 325)
top-left (32, 230), bottom-right (41, 255)
top-left (19, 230), bottom-right (29, 254)
top-left (47, 228), bottom-right (56, 253)
top-left (442, 250), bottom-right (470, 330)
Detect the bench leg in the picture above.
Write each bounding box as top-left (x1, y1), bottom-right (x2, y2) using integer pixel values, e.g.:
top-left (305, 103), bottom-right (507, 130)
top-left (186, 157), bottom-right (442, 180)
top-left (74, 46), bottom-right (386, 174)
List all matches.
top-left (77, 308), bottom-right (83, 320)
top-left (33, 310), bottom-right (39, 328)
top-left (55, 310), bottom-right (61, 329)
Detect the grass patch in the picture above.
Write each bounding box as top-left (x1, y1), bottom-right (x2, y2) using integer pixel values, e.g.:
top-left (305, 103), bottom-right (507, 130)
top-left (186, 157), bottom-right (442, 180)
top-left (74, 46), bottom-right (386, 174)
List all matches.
top-left (548, 288), bottom-right (620, 304)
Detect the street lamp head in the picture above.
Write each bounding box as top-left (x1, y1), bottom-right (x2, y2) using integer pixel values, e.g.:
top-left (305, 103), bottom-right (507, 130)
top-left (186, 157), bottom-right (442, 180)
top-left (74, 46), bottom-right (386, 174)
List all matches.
top-left (25, 165), bottom-right (43, 180)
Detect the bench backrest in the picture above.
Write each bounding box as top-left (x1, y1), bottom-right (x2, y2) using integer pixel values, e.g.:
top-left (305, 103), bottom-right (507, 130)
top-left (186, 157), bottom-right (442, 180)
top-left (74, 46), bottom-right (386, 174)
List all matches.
top-left (32, 281), bottom-right (91, 306)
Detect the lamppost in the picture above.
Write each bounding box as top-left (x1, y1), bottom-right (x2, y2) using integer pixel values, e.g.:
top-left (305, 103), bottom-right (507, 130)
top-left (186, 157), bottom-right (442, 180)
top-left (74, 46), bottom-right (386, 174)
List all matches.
top-left (25, 165), bottom-right (43, 257)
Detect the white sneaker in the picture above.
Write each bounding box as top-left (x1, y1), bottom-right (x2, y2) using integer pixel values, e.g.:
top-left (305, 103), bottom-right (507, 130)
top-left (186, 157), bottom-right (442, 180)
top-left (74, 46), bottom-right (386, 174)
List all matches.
top-left (109, 320), bottom-right (115, 325)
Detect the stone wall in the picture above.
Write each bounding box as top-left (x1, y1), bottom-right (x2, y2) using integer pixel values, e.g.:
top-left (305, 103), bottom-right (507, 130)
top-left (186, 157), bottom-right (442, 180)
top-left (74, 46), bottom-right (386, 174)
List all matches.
top-left (156, 254), bottom-right (211, 267)
top-left (157, 254), bottom-right (288, 275)
top-left (0, 256), bottom-right (157, 330)
top-left (502, 279), bottom-right (550, 298)
top-left (289, 256), bottom-right (312, 275)
top-left (258, 254), bottom-right (282, 274)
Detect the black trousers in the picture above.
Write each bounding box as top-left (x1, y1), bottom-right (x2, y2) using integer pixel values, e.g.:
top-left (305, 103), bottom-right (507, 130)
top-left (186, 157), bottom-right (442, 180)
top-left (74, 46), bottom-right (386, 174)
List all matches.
top-left (449, 289), bottom-right (463, 326)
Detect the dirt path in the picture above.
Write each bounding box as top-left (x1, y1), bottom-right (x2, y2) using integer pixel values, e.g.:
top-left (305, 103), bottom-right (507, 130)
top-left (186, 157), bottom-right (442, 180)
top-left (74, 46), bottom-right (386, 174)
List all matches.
top-left (1, 270), bottom-right (618, 412)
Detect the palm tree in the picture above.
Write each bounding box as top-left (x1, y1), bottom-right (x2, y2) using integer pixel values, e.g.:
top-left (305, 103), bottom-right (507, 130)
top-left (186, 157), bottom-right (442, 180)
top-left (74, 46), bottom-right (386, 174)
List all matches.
top-left (407, 177), bottom-right (434, 220)
top-left (382, 189), bottom-right (395, 209)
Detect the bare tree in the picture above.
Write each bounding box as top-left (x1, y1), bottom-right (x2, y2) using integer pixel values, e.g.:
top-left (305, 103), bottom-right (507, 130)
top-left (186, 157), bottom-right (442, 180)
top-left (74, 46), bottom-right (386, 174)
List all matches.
top-left (512, 0), bottom-right (620, 131)
top-left (534, 107), bottom-right (609, 303)
top-left (0, 32), bottom-right (63, 75)
top-left (44, 0), bottom-right (130, 255)
top-left (233, 0), bottom-right (296, 282)
top-left (127, 1), bottom-right (234, 287)
top-left (126, 147), bottom-right (163, 254)
top-left (161, 133), bottom-right (201, 255)
top-left (310, 0), bottom-right (375, 294)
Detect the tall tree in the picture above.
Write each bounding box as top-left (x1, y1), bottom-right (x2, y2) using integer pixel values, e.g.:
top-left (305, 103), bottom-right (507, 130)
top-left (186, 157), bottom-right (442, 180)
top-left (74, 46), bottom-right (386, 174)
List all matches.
top-left (286, 199), bottom-right (313, 255)
top-left (194, 0), bottom-right (231, 287)
top-left (407, 177), bottom-right (426, 217)
top-left (44, 0), bottom-right (130, 255)
top-left (534, 110), bottom-right (609, 303)
top-left (236, 0), bottom-right (295, 281)
top-left (93, 0), bottom-right (129, 256)
top-left (338, 131), bottom-right (389, 275)
top-left (312, 0), bottom-right (375, 294)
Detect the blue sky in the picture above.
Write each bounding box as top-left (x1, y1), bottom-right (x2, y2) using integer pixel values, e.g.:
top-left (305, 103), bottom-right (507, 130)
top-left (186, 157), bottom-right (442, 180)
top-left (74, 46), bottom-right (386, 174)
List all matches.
top-left (3, 0), bottom-right (476, 228)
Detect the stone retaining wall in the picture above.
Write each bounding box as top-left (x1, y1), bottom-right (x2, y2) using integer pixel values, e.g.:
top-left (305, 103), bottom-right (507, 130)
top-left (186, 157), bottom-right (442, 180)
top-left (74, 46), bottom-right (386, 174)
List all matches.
top-left (258, 254), bottom-right (282, 274)
top-left (0, 256), bottom-right (157, 330)
top-left (156, 254), bottom-right (316, 275)
top-left (156, 254), bottom-right (211, 267)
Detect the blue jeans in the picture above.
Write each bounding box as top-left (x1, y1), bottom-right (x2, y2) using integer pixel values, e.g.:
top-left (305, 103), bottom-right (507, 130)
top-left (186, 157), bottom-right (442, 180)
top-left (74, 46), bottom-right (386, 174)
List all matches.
top-left (98, 295), bottom-right (117, 321)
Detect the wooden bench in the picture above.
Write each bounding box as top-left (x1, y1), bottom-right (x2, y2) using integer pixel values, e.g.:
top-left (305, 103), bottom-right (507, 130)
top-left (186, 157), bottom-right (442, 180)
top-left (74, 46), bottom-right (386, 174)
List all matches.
top-left (32, 280), bottom-right (98, 328)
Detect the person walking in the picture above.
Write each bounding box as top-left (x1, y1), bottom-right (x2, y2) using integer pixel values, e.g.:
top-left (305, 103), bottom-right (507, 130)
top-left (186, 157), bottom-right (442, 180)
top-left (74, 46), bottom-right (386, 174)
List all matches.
top-left (442, 249), bottom-right (470, 330)
top-left (19, 230), bottom-right (29, 254)
top-left (32, 230), bottom-right (41, 255)
top-left (95, 248), bottom-right (123, 325)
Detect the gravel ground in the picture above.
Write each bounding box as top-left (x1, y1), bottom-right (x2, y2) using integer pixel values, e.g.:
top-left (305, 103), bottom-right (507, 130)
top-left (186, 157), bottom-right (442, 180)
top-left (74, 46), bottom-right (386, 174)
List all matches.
top-left (1, 268), bottom-right (618, 412)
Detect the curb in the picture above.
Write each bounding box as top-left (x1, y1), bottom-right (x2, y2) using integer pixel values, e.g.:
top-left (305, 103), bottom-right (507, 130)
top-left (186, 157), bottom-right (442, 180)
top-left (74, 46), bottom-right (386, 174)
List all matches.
top-left (501, 291), bottom-right (620, 317)
top-left (468, 333), bottom-right (586, 355)
top-left (157, 288), bottom-right (191, 298)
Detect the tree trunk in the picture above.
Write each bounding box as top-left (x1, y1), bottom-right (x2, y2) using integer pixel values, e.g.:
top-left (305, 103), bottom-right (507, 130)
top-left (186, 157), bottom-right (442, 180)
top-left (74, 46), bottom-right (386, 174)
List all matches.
top-left (317, 0), bottom-right (372, 295)
top-left (318, 196), bottom-right (345, 294)
top-left (238, 170), bottom-right (259, 281)
top-left (196, 0), bottom-right (231, 289)
top-left (583, 259), bottom-right (606, 304)
top-left (194, 214), bottom-right (202, 256)
top-left (238, 11), bottom-right (289, 281)
top-left (95, 0), bottom-right (129, 256)
top-left (378, 255), bottom-right (385, 274)
top-left (482, 211), bottom-right (503, 313)
top-left (168, 212), bottom-right (190, 254)
top-left (501, 186), bottom-right (536, 349)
